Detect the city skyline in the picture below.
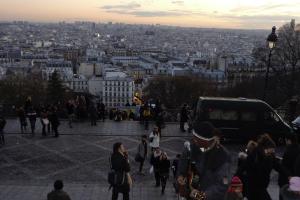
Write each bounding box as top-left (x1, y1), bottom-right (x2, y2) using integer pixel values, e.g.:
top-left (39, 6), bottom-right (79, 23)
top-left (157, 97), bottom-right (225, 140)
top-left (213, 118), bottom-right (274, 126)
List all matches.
top-left (1, 0), bottom-right (300, 29)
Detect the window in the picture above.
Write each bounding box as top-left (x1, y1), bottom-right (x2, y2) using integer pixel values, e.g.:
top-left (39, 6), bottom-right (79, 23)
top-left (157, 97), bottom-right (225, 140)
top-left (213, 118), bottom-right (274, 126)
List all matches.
top-left (241, 112), bottom-right (256, 122)
top-left (208, 109), bottom-right (238, 121)
top-left (264, 111), bottom-right (280, 123)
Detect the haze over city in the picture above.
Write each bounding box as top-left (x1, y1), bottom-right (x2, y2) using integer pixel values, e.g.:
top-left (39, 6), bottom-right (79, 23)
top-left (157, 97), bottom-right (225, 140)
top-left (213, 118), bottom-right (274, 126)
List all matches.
top-left (1, 0), bottom-right (300, 29)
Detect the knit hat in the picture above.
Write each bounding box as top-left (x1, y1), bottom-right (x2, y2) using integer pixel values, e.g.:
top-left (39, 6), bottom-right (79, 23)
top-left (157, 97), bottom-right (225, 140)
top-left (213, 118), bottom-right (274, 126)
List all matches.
top-left (193, 121), bottom-right (216, 141)
top-left (289, 177), bottom-right (300, 192)
top-left (228, 176), bottom-right (243, 193)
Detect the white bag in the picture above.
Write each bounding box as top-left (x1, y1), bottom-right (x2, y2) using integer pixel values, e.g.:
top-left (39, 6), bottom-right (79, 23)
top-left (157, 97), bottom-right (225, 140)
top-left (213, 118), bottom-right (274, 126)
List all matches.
top-left (149, 166), bottom-right (154, 174)
top-left (42, 118), bottom-right (49, 125)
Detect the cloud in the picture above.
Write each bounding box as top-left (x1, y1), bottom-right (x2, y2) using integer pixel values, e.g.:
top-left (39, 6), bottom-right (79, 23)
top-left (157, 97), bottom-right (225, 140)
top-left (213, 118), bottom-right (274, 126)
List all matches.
top-left (101, 2), bottom-right (141, 10)
top-left (230, 2), bottom-right (300, 13)
top-left (172, 1), bottom-right (184, 5)
top-left (218, 14), bottom-right (299, 23)
top-left (105, 9), bottom-right (190, 17)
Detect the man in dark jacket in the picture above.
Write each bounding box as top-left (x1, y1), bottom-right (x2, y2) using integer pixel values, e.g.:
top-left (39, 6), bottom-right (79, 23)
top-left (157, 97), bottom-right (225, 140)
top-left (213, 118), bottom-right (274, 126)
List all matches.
top-left (111, 142), bottom-right (131, 200)
top-left (49, 107), bottom-right (60, 137)
top-left (0, 114), bottom-right (6, 145)
top-left (180, 104), bottom-right (188, 132)
top-left (177, 121), bottom-right (231, 200)
top-left (47, 180), bottom-right (71, 200)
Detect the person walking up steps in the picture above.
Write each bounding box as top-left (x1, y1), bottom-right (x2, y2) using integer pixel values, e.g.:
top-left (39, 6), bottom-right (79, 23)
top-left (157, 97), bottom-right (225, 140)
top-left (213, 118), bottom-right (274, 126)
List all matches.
top-left (158, 152), bottom-right (170, 195)
top-left (136, 135), bottom-right (148, 175)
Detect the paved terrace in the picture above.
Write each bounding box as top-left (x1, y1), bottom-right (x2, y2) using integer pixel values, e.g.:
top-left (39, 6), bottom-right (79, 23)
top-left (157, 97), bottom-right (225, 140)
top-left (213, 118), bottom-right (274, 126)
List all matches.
top-left (0, 119), bottom-right (280, 200)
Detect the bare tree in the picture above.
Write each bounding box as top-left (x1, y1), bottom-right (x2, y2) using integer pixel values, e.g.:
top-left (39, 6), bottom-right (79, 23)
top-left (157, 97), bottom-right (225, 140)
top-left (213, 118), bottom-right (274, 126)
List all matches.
top-left (252, 19), bottom-right (300, 100)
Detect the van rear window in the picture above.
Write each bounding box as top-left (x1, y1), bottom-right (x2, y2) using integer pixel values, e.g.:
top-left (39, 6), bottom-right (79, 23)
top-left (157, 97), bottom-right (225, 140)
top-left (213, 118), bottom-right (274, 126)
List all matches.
top-left (208, 109), bottom-right (238, 120)
top-left (241, 112), bottom-right (256, 121)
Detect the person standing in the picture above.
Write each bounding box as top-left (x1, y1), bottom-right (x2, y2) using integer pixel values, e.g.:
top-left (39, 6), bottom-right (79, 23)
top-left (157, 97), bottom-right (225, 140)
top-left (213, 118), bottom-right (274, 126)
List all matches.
top-left (49, 107), bottom-right (60, 137)
top-left (158, 152), bottom-right (170, 195)
top-left (177, 122), bottom-right (231, 200)
top-left (278, 134), bottom-right (300, 200)
top-left (27, 107), bottom-right (37, 136)
top-left (88, 103), bottom-right (97, 126)
top-left (136, 135), bottom-right (148, 175)
top-left (24, 96), bottom-right (32, 114)
top-left (47, 180), bottom-right (71, 200)
top-left (235, 140), bottom-right (257, 199)
top-left (97, 102), bottom-right (106, 122)
top-left (150, 148), bottom-right (162, 187)
top-left (40, 108), bottom-right (50, 136)
top-left (0, 114), bottom-right (6, 146)
top-left (111, 142), bottom-right (131, 200)
top-left (18, 107), bottom-right (27, 135)
top-left (172, 154), bottom-right (181, 178)
top-left (245, 134), bottom-right (283, 200)
top-left (180, 104), bottom-right (188, 132)
top-left (172, 154), bottom-right (181, 194)
top-left (149, 126), bottom-right (160, 151)
top-left (143, 105), bottom-right (151, 130)
top-left (66, 100), bottom-right (75, 128)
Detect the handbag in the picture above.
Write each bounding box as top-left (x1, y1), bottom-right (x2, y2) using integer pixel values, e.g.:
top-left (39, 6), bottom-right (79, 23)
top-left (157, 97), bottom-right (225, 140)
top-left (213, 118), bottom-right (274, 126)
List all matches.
top-left (42, 118), bottom-right (49, 125)
top-left (135, 153), bottom-right (143, 162)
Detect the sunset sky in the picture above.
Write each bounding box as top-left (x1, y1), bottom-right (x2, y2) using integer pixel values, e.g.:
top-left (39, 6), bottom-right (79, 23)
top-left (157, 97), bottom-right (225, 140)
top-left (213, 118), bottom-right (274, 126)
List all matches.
top-left (1, 0), bottom-right (300, 29)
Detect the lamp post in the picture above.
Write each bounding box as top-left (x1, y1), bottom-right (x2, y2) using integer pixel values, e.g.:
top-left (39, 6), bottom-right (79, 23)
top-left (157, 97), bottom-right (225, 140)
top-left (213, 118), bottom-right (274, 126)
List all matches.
top-left (263, 26), bottom-right (278, 100)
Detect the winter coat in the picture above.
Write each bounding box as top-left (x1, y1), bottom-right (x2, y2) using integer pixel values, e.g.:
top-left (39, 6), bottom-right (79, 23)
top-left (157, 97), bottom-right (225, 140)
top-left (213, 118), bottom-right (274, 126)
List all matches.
top-left (111, 152), bottom-right (131, 186)
top-left (178, 143), bottom-right (231, 200)
top-left (150, 152), bottom-right (161, 171)
top-left (149, 132), bottom-right (160, 148)
top-left (27, 111), bottom-right (37, 122)
top-left (279, 144), bottom-right (300, 187)
top-left (172, 159), bottom-right (179, 177)
top-left (49, 111), bottom-right (60, 127)
top-left (158, 159), bottom-right (170, 177)
top-left (47, 190), bottom-right (71, 200)
top-left (137, 141), bottom-right (147, 159)
top-left (280, 185), bottom-right (300, 200)
top-left (180, 107), bottom-right (188, 122)
top-left (245, 148), bottom-right (283, 200)
top-left (224, 192), bottom-right (243, 200)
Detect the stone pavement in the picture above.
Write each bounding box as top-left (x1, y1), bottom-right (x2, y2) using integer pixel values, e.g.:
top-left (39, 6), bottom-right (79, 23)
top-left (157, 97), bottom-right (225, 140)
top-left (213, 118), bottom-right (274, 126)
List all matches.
top-left (0, 119), bottom-right (280, 200)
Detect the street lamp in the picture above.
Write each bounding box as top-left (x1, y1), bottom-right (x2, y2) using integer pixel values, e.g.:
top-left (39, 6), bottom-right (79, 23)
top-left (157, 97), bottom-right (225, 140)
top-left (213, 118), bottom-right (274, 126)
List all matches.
top-left (263, 26), bottom-right (278, 100)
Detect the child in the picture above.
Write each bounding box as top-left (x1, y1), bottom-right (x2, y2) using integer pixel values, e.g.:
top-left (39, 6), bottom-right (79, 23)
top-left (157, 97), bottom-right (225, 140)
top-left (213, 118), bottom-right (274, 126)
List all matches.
top-left (224, 176), bottom-right (244, 200)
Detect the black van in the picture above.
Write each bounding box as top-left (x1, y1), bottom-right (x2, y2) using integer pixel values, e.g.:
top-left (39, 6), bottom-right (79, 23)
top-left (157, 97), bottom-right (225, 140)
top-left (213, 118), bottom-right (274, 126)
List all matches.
top-left (194, 97), bottom-right (293, 142)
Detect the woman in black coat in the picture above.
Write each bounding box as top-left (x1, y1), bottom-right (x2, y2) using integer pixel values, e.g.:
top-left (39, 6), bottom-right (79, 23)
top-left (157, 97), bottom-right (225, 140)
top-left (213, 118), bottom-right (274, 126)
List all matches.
top-left (245, 134), bottom-right (283, 200)
top-left (111, 142), bottom-right (131, 200)
top-left (158, 152), bottom-right (170, 195)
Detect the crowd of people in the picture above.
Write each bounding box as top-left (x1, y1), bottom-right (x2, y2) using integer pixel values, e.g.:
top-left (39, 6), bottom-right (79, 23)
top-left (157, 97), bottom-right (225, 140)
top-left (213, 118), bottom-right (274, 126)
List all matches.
top-left (1, 99), bottom-right (300, 200)
top-left (106, 122), bottom-right (300, 200)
